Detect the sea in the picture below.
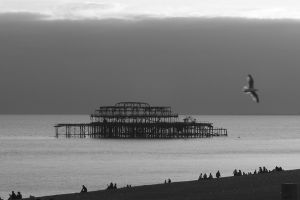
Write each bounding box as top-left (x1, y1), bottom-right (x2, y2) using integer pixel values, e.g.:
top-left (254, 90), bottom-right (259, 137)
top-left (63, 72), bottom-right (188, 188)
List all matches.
top-left (1, 115), bottom-right (300, 199)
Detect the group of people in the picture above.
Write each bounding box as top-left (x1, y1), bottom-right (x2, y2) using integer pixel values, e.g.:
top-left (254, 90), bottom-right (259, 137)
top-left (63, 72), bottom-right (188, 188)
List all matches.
top-left (233, 166), bottom-right (284, 176)
top-left (81, 182), bottom-right (129, 192)
top-left (164, 179), bottom-right (172, 184)
top-left (198, 166), bottom-right (284, 180)
top-left (198, 170), bottom-right (221, 181)
top-left (8, 191), bottom-right (22, 200)
top-left (106, 182), bottom-right (117, 190)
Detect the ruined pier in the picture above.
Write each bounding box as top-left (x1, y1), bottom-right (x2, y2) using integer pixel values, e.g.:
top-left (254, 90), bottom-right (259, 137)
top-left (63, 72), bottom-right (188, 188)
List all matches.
top-left (55, 102), bottom-right (227, 139)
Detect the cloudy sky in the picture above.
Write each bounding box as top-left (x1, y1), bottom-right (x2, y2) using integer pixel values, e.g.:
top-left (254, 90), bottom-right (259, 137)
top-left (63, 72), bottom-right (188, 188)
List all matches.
top-left (0, 1), bottom-right (300, 114)
top-left (1, 0), bottom-right (300, 20)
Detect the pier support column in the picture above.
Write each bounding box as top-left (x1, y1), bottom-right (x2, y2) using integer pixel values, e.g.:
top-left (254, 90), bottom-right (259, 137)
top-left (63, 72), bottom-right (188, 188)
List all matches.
top-left (55, 127), bottom-right (58, 138)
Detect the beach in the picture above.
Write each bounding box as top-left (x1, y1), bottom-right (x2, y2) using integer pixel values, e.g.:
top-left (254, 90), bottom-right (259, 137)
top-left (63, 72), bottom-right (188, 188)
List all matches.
top-left (24, 169), bottom-right (300, 200)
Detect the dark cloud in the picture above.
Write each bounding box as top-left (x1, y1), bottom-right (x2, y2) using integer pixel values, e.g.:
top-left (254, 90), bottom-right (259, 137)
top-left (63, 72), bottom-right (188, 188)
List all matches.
top-left (0, 14), bottom-right (300, 114)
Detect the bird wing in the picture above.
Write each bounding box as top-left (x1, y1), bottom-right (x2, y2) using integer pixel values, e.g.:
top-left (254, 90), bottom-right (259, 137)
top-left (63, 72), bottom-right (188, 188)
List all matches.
top-left (250, 91), bottom-right (259, 103)
top-left (247, 74), bottom-right (254, 88)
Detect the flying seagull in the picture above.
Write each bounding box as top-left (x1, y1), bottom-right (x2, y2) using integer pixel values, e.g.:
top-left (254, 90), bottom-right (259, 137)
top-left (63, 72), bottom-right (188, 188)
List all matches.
top-left (243, 74), bottom-right (259, 103)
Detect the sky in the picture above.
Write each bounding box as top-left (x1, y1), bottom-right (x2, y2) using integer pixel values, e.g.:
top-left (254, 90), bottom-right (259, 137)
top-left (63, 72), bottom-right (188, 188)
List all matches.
top-left (1, 0), bottom-right (300, 20)
top-left (0, 1), bottom-right (300, 114)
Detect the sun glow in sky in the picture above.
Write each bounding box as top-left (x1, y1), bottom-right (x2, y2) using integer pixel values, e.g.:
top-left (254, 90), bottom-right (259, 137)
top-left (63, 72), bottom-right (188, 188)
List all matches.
top-left (1, 0), bottom-right (300, 20)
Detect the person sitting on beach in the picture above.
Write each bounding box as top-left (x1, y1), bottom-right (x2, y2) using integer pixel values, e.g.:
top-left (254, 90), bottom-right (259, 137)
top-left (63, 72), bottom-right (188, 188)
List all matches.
top-left (238, 170), bottom-right (242, 176)
top-left (233, 169), bottom-right (238, 176)
top-left (280, 166), bottom-right (284, 171)
top-left (81, 185), bottom-right (87, 193)
top-left (16, 192), bottom-right (22, 199)
top-left (107, 182), bottom-right (118, 190)
top-left (275, 166), bottom-right (283, 172)
top-left (168, 179), bottom-right (171, 184)
top-left (9, 191), bottom-right (17, 200)
top-left (203, 173), bottom-right (207, 180)
top-left (198, 173), bottom-right (203, 181)
top-left (263, 166), bottom-right (267, 173)
top-left (216, 170), bottom-right (221, 178)
top-left (208, 173), bottom-right (213, 179)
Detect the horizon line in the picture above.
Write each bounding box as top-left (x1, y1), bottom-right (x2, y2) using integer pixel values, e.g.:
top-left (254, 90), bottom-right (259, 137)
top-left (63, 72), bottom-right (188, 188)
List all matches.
top-left (2, 11), bottom-right (300, 22)
top-left (0, 113), bottom-right (298, 116)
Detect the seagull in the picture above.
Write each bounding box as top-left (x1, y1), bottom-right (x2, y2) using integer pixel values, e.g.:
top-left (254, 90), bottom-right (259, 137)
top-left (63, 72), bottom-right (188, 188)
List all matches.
top-left (243, 74), bottom-right (259, 103)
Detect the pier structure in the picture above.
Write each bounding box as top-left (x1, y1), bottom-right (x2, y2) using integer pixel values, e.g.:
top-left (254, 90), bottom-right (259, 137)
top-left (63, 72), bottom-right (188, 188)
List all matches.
top-left (55, 102), bottom-right (227, 139)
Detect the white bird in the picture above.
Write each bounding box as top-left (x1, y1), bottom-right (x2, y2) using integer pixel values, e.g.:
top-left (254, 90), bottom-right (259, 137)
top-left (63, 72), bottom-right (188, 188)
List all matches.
top-left (243, 74), bottom-right (259, 103)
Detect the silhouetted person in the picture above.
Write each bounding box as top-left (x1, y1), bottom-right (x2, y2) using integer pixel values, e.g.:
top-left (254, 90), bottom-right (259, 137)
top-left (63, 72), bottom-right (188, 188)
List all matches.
top-left (254, 169), bottom-right (257, 174)
top-left (11, 191), bottom-right (17, 200)
top-left (216, 170), bottom-right (221, 178)
top-left (203, 173), bottom-right (207, 180)
top-left (113, 183), bottom-right (117, 189)
top-left (233, 169), bottom-right (238, 176)
top-left (108, 182), bottom-right (114, 190)
top-left (208, 173), bottom-right (213, 179)
top-left (168, 179), bottom-right (171, 183)
top-left (238, 170), bottom-right (242, 176)
top-left (164, 179), bottom-right (167, 184)
top-left (263, 166), bottom-right (267, 173)
top-left (16, 192), bottom-right (22, 199)
top-left (279, 166), bottom-right (283, 171)
top-left (198, 173), bottom-right (203, 181)
top-left (81, 185), bottom-right (87, 193)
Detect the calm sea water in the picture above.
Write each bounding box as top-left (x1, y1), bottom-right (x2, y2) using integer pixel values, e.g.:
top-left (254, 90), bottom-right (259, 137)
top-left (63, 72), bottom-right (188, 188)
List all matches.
top-left (1, 115), bottom-right (300, 198)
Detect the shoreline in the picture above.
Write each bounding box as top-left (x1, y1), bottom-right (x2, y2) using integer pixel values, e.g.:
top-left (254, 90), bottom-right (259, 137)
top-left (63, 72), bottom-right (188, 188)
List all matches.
top-left (24, 169), bottom-right (300, 200)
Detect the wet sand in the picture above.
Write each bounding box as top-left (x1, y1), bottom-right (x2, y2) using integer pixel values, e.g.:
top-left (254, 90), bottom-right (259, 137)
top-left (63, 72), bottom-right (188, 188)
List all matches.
top-left (25, 169), bottom-right (300, 200)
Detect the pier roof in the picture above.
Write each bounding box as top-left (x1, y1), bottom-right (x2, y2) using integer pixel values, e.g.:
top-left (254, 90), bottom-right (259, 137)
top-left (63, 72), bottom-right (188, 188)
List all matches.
top-left (93, 102), bottom-right (178, 119)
